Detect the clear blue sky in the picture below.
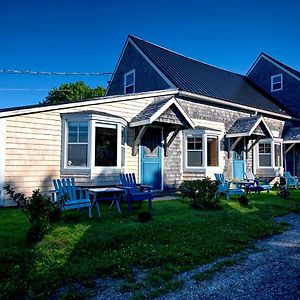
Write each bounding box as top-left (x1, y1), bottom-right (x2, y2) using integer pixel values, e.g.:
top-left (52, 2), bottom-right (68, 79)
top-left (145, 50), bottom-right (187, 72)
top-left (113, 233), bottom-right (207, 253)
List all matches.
top-left (0, 0), bottom-right (299, 109)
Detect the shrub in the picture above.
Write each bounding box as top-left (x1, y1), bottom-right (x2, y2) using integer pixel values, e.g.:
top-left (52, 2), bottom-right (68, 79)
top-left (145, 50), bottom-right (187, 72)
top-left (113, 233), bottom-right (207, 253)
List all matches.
top-left (238, 194), bottom-right (249, 206)
top-left (137, 210), bottom-right (152, 223)
top-left (3, 185), bottom-right (65, 242)
top-left (277, 187), bottom-right (289, 199)
top-left (179, 178), bottom-right (221, 210)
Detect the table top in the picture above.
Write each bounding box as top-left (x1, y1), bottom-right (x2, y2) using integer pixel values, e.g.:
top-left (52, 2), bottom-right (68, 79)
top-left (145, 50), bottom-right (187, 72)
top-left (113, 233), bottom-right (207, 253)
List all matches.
top-left (89, 187), bottom-right (124, 193)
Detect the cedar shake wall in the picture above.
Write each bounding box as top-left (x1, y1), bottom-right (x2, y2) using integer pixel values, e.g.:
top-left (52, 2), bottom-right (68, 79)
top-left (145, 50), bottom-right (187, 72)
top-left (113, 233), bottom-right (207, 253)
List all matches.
top-left (4, 97), bottom-right (155, 199)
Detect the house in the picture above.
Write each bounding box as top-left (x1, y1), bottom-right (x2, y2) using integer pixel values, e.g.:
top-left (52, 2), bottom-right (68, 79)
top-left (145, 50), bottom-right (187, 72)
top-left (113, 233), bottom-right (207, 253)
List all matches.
top-left (246, 53), bottom-right (300, 177)
top-left (0, 35), bottom-right (299, 206)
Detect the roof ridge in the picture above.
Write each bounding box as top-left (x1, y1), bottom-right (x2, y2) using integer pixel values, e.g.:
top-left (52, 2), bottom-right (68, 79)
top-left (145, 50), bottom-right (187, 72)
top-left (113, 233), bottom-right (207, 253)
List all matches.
top-left (129, 35), bottom-right (243, 77)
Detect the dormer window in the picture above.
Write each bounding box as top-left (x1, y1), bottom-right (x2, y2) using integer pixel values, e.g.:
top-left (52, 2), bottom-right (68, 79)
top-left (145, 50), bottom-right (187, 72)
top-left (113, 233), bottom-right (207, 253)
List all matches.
top-left (271, 74), bottom-right (283, 92)
top-left (124, 70), bottom-right (135, 94)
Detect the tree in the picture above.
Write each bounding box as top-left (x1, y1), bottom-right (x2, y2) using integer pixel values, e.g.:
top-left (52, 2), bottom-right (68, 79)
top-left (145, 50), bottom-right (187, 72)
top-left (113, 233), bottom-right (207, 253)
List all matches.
top-left (41, 81), bottom-right (106, 104)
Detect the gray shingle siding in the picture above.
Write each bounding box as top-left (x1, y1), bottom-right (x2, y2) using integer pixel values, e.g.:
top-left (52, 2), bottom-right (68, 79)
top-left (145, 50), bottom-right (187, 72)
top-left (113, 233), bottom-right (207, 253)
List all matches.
top-left (247, 57), bottom-right (300, 118)
top-left (106, 42), bottom-right (170, 96)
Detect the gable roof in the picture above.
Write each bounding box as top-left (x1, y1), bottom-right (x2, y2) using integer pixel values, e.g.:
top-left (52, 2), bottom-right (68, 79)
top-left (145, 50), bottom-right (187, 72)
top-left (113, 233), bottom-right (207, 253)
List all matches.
top-left (130, 97), bottom-right (195, 128)
top-left (128, 35), bottom-right (287, 116)
top-left (226, 115), bottom-right (273, 138)
top-left (247, 52), bottom-right (300, 81)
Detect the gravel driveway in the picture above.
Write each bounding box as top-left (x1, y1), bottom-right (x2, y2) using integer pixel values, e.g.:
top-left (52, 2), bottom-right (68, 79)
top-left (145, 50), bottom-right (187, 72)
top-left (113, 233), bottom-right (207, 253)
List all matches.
top-left (158, 213), bottom-right (300, 300)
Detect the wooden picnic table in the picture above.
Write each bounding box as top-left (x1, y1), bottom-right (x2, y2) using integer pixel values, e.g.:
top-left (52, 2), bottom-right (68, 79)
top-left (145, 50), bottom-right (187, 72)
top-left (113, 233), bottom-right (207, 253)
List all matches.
top-left (89, 187), bottom-right (123, 217)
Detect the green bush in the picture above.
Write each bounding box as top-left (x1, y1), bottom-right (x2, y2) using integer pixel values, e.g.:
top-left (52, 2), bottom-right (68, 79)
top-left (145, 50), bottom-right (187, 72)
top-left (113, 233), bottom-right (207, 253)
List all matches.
top-left (238, 194), bottom-right (249, 206)
top-left (179, 178), bottom-right (220, 210)
top-left (137, 210), bottom-right (152, 223)
top-left (3, 185), bottom-right (65, 242)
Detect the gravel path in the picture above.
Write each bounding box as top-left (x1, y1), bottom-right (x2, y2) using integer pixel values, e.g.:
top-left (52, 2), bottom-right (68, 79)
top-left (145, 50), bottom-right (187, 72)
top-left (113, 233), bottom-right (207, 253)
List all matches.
top-left (54, 214), bottom-right (300, 299)
top-left (158, 213), bottom-right (300, 300)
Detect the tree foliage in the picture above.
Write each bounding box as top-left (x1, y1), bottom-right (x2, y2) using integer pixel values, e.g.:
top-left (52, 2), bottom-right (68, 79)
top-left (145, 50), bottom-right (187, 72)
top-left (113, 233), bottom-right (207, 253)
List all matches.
top-left (42, 81), bottom-right (106, 104)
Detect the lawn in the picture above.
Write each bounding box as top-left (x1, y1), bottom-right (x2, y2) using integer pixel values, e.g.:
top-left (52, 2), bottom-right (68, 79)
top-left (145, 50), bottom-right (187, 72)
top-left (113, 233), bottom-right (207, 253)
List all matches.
top-left (0, 190), bottom-right (299, 299)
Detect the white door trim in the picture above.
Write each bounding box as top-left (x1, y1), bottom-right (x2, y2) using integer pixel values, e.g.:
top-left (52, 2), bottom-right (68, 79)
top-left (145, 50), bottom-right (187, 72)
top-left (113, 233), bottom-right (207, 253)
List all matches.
top-left (0, 119), bottom-right (7, 206)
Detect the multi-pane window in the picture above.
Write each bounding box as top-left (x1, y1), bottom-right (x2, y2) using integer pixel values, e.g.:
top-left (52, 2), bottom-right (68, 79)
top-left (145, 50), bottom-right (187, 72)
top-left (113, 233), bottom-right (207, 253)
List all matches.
top-left (207, 136), bottom-right (219, 166)
top-left (271, 74), bottom-right (283, 92)
top-left (67, 121), bottom-right (88, 167)
top-left (124, 70), bottom-right (135, 94)
top-left (187, 136), bottom-right (203, 167)
top-left (274, 143), bottom-right (282, 167)
top-left (95, 124), bottom-right (117, 166)
top-left (259, 142), bottom-right (272, 167)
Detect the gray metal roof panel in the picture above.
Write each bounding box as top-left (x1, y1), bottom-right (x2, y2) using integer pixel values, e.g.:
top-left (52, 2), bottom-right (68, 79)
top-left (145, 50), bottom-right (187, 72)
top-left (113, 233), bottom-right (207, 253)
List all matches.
top-left (129, 36), bottom-right (287, 116)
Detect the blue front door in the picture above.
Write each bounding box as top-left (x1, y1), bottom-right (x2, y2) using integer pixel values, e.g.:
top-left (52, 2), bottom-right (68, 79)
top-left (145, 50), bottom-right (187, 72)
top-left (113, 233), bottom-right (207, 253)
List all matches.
top-left (233, 141), bottom-right (245, 179)
top-left (141, 127), bottom-right (162, 190)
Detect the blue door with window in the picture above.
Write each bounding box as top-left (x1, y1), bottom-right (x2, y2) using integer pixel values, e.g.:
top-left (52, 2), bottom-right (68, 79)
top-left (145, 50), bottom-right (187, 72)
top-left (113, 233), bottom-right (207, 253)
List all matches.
top-left (233, 141), bottom-right (245, 179)
top-left (141, 127), bottom-right (162, 190)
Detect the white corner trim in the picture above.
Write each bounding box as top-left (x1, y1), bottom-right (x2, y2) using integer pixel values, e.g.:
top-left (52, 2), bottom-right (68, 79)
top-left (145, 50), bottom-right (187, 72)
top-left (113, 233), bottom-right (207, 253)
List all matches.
top-left (129, 37), bottom-right (177, 89)
top-left (0, 119), bottom-right (7, 206)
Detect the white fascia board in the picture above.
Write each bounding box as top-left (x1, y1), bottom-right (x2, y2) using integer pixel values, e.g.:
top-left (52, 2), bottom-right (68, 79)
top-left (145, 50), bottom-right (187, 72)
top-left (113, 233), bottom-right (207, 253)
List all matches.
top-left (283, 140), bottom-right (300, 144)
top-left (0, 89), bottom-right (178, 119)
top-left (149, 97), bottom-right (195, 128)
top-left (178, 91), bottom-right (295, 120)
top-left (129, 119), bottom-right (150, 127)
top-left (105, 38), bottom-right (130, 96)
top-left (226, 132), bottom-right (249, 138)
top-left (129, 38), bottom-right (177, 89)
top-left (0, 119), bottom-right (7, 206)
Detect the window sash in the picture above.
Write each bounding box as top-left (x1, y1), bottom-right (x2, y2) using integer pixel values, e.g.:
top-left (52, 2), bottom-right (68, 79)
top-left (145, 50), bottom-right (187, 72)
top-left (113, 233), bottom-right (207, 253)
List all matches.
top-left (207, 136), bottom-right (219, 167)
top-left (271, 74), bottom-right (283, 91)
top-left (274, 143), bottom-right (282, 167)
top-left (124, 70), bottom-right (135, 94)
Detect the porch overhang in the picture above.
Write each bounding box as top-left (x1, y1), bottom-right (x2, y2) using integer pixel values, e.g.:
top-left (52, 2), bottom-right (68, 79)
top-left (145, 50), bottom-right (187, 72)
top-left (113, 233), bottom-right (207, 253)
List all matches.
top-left (226, 115), bottom-right (273, 155)
top-left (129, 97), bottom-right (195, 156)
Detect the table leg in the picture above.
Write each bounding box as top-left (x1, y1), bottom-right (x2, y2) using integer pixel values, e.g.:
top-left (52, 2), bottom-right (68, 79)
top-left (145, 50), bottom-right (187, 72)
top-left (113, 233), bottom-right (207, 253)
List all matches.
top-left (116, 193), bottom-right (121, 214)
top-left (95, 201), bottom-right (101, 217)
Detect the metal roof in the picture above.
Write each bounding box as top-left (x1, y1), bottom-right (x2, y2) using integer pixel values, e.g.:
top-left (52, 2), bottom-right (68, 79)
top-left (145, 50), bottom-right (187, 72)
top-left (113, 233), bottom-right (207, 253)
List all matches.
top-left (129, 36), bottom-right (287, 116)
top-left (283, 127), bottom-right (300, 143)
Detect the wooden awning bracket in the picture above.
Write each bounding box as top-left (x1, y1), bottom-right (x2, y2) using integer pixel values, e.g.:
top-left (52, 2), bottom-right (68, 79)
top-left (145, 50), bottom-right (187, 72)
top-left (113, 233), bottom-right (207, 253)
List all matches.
top-left (164, 126), bottom-right (181, 157)
top-left (229, 137), bottom-right (242, 152)
top-left (247, 136), bottom-right (262, 153)
top-left (285, 143), bottom-right (295, 154)
top-left (132, 125), bottom-right (148, 156)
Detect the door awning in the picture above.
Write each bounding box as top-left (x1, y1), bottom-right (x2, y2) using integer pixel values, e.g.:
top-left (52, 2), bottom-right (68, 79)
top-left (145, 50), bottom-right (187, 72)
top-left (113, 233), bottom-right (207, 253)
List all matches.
top-left (226, 115), bottom-right (273, 139)
top-left (129, 97), bottom-right (195, 156)
top-left (129, 97), bottom-right (195, 129)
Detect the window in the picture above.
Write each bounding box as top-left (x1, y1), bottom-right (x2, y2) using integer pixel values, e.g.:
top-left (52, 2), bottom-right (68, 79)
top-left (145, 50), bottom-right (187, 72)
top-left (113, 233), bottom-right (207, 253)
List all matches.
top-left (187, 136), bottom-right (203, 167)
top-left (63, 114), bottom-right (127, 171)
top-left (207, 136), bottom-right (219, 166)
top-left (95, 124), bottom-right (117, 166)
top-left (124, 70), bottom-right (135, 94)
top-left (259, 142), bottom-right (272, 167)
top-left (67, 121), bottom-right (88, 167)
top-left (274, 143), bottom-right (282, 167)
top-left (271, 74), bottom-right (283, 92)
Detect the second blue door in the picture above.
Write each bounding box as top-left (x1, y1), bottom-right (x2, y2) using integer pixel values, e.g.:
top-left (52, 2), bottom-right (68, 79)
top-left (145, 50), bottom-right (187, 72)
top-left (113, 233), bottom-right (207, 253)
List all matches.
top-left (233, 141), bottom-right (245, 179)
top-left (141, 127), bottom-right (162, 190)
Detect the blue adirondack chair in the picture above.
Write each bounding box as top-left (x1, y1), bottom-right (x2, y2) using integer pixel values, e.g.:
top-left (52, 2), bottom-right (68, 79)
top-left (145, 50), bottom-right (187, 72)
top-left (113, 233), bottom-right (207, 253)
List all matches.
top-left (119, 173), bottom-right (153, 211)
top-left (283, 172), bottom-right (299, 190)
top-left (214, 173), bottom-right (244, 199)
top-left (244, 171), bottom-right (271, 193)
top-left (51, 177), bottom-right (92, 218)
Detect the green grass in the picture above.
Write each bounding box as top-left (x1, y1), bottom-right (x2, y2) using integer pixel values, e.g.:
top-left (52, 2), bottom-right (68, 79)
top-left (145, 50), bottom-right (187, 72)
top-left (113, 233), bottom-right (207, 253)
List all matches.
top-left (0, 190), bottom-right (299, 298)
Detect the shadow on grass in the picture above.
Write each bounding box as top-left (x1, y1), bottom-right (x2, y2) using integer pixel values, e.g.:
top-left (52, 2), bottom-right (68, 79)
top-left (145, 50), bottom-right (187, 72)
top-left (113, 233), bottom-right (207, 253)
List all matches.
top-left (1, 190), bottom-right (299, 298)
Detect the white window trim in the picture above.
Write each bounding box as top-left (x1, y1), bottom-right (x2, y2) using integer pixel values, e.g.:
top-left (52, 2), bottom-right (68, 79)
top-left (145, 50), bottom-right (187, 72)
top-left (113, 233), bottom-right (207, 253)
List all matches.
top-left (62, 114), bottom-right (127, 174)
top-left (271, 74), bottom-right (283, 92)
top-left (184, 129), bottom-right (221, 171)
top-left (124, 69), bottom-right (135, 94)
top-left (257, 138), bottom-right (283, 169)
